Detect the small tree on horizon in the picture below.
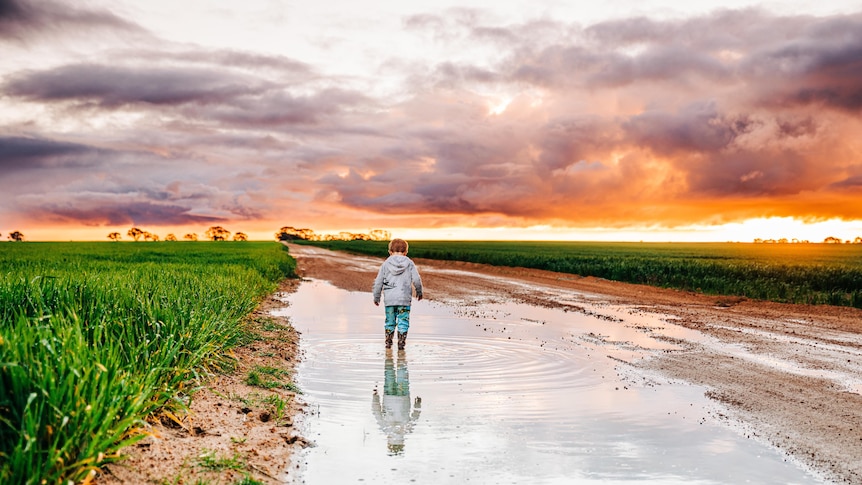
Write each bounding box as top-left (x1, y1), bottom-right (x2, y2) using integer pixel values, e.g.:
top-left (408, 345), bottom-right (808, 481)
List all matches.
top-left (165, 233), bottom-right (177, 241)
top-left (108, 232), bottom-right (122, 241)
top-left (7, 231), bottom-right (24, 242)
top-left (233, 232), bottom-right (248, 241)
top-left (128, 227), bottom-right (144, 241)
top-left (183, 233), bottom-right (198, 241)
top-left (205, 226), bottom-right (230, 241)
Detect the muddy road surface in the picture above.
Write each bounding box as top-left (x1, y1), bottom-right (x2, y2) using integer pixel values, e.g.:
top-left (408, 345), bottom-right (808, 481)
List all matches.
top-left (284, 243), bottom-right (862, 484)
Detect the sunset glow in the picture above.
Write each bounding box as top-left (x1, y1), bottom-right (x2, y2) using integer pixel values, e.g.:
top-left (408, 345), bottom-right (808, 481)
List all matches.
top-left (2, 1), bottom-right (862, 242)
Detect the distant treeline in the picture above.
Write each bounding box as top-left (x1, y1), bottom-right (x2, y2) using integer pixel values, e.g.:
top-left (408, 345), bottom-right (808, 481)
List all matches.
top-left (110, 226), bottom-right (247, 241)
top-left (276, 226), bottom-right (391, 242)
top-left (755, 236), bottom-right (862, 244)
top-left (299, 240), bottom-right (862, 308)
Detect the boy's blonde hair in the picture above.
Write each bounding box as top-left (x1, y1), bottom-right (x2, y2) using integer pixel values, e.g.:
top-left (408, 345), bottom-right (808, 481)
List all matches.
top-left (388, 238), bottom-right (409, 253)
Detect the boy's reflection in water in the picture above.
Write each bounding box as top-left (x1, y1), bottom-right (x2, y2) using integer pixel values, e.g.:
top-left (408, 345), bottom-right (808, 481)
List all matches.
top-left (372, 349), bottom-right (422, 455)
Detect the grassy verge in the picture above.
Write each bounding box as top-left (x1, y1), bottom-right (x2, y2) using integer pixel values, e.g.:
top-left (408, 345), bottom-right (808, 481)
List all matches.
top-left (299, 240), bottom-right (862, 308)
top-left (0, 242), bottom-right (296, 484)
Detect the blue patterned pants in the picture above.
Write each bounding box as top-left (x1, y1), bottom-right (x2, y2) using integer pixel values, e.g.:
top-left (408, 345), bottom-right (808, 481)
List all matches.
top-left (384, 305), bottom-right (411, 334)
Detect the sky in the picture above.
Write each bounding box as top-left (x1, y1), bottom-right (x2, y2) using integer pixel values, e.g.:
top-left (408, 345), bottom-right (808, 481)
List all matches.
top-left (1, 0), bottom-right (862, 242)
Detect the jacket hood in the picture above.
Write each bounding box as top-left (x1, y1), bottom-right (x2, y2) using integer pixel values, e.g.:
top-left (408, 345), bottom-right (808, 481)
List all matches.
top-left (384, 255), bottom-right (410, 276)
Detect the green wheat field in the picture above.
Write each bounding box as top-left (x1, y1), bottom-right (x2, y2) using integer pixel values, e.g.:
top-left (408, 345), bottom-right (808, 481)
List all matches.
top-left (0, 242), bottom-right (295, 484)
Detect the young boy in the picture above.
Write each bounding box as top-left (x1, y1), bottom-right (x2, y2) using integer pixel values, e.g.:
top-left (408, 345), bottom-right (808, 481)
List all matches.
top-left (372, 238), bottom-right (423, 350)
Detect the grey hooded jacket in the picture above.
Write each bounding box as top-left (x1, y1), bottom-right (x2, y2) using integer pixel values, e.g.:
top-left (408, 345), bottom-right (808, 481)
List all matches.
top-left (372, 255), bottom-right (423, 307)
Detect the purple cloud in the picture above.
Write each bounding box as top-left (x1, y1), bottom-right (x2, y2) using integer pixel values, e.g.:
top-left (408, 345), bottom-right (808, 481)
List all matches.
top-left (33, 201), bottom-right (226, 227)
top-left (3, 64), bottom-right (266, 107)
top-left (0, 0), bottom-right (145, 42)
top-left (0, 136), bottom-right (100, 172)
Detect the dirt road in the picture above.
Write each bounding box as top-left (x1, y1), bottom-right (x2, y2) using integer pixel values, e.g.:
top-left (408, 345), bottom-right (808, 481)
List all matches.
top-left (287, 243), bottom-right (862, 484)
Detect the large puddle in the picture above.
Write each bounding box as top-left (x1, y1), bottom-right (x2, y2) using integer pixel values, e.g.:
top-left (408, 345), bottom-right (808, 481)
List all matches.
top-left (275, 279), bottom-right (820, 484)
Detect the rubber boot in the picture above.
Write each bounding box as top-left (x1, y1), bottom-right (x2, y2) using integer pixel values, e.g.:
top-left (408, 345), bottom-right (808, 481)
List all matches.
top-left (397, 331), bottom-right (408, 350)
top-left (385, 330), bottom-right (394, 349)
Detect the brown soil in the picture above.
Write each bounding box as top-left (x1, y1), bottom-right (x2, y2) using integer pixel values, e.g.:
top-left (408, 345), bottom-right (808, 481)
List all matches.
top-left (286, 243), bottom-right (862, 484)
top-left (100, 278), bottom-right (308, 485)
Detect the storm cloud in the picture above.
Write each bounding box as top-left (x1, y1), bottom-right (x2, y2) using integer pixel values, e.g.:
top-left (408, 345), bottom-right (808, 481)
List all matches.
top-left (0, 135), bottom-right (268, 227)
top-left (0, 136), bottom-right (99, 171)
top-left (3, 64), bottom-right (268, 107)
top-left (29, 200), bottom-right (225, 227)
top-left (0, 0), bottom-right (144, 42)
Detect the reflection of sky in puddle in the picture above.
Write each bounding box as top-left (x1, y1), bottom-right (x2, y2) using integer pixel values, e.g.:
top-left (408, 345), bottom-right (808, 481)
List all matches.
top-left (277, 279), bottom-right (819, 484)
